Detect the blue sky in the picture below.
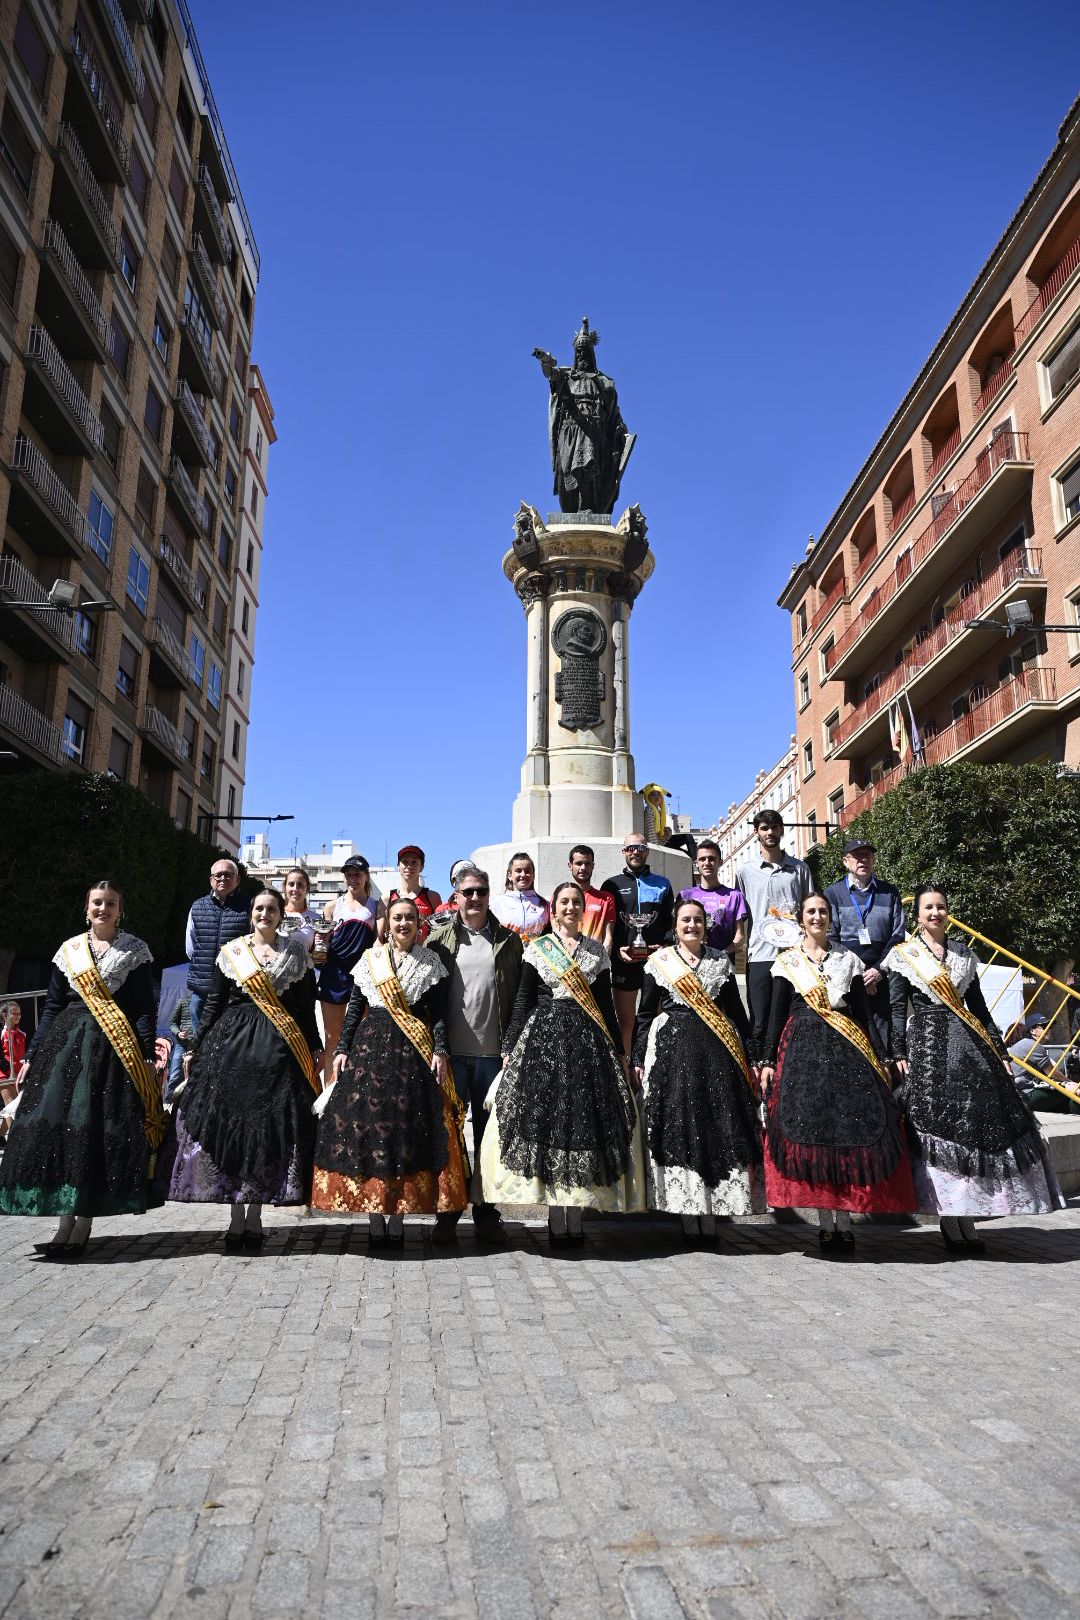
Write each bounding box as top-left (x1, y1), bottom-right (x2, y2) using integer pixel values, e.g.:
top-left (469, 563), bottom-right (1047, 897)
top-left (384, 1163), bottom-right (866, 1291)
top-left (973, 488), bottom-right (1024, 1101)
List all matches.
top-left (193, 0), bottom-right (1079, 885)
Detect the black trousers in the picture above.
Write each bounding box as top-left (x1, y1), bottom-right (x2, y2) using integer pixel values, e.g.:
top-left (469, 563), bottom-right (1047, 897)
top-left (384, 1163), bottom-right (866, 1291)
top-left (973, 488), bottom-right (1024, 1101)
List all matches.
top-left (746, 961), bottom-right (775, 1051)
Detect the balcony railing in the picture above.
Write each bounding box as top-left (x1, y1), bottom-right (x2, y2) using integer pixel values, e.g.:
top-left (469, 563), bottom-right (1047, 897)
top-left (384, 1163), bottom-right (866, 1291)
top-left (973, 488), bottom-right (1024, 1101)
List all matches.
top-left (1015, 236), bottom-right (1080, 348)
top-left (197, 165), bottom-right (231, 261)
top-left (0, 554), bottom-right (77, 651)
top-left (839, 667), bottom-right (1057, 826)
top-left (174, 379), bottom-right (214, 463)
top-left (180, 308), bottom-right (221, 396)
top-left (70, 23), bottom-right (130, 172)
top-left (168, 454), bottom-right (202, 528)
top-left (159, 534), bottom-right (206, 611)
top-left (27, 326), bottom-right (105, 451)
top-left (886, 489), bottom-right (916, 536)
top-left (830, 548), bottom-right (1044, 752)
top-left (190, 232), bottom-right (228, 330)
top-left (825, 430), bottom-right (1030, 673)
top-left (42, 219), bottom-right (109, 348)
top-left (975, 361), bottom-right (1013, 418)
top-left (0, 683), bottom-right (63, 761)
top-left (810, 576), bottom-right (846, 634)
top-left (11, 434), bottom-right (90, 549)
top-left (58, 124), bottom-right (120, 262)
top-left (926, 424), bottom-right (962, 484)
top-left (148, 616), bottom-right (194, 680)
top-left (97, 0), bottom-right (145, 95)
top-left (140, 703), bottom-right (190, 761)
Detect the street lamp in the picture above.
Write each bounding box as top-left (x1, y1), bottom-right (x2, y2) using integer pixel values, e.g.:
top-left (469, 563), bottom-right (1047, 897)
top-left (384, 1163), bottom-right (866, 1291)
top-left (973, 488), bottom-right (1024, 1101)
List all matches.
top-left (966, 600), bottom-right (1075, 635)
top-left (0, 579), bottom-right (116, 615)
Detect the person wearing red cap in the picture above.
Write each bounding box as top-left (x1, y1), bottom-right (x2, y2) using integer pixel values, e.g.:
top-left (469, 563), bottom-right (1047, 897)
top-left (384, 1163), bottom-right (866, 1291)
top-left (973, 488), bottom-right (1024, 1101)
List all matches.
top-left (382, 846), bottom-right (442, 945)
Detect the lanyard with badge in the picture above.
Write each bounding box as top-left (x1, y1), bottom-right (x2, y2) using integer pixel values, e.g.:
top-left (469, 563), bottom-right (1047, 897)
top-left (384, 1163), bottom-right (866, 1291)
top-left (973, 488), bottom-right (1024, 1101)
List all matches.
top-left (850, 881), bottom-right (875, 947)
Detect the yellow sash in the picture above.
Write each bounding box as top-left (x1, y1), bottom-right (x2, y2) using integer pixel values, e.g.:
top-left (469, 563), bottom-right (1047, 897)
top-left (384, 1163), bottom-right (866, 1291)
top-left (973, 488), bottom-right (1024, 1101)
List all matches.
top-left (63, 934), bottom-right (165, 1152)
top-left (222, 938), bottom-right (320, 1095)
top-left (774, 948), bottom-right (892, 1088)
top-left (366, 945), bottom-right (469, 1148)
top-left (531, 934), bottom-right (614, 1044)
top-left (892, 936), bottom-right (1002, 1060)
top-left (650, 948), bottom-right (754, 1091)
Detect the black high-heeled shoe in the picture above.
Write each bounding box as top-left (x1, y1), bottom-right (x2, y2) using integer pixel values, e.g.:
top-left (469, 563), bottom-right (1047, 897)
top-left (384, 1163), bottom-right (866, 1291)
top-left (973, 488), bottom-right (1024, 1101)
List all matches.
top-left (818, 1231), bottom-right (837, 1256)
top-left (940, 1227), bottom-right (967, 1255)
top-left (224, 1231), bottom-right (246, 1251)
top-left (961, 1232), bottom-right (986, 1255)
top-left (836, 1230), bottom-right (855, 1254)
top-left (242, 1229), bottom-right (266, 1252)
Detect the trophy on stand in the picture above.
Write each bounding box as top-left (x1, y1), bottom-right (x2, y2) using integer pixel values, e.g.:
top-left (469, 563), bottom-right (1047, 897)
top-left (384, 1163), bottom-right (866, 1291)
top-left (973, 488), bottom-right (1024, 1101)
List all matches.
top-left (312, 918), bottom-right (334, 966)
top-left (625, 913), bottom-right (653, 963)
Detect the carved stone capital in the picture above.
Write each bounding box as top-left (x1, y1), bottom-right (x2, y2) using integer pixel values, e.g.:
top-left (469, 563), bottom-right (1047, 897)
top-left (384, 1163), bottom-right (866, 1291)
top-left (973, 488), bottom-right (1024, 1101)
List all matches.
top-left (515, 571), bottom-right (548, 610)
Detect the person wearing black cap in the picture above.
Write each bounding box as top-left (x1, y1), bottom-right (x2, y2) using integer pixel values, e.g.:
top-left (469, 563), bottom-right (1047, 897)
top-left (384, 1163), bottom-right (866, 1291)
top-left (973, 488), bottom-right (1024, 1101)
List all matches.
top-left (318, 856), bottom-right (383, 1085)
top-left (1008, 1012), bottom-right (1052, 1091)
top-left (824, 840), bottom-right (905, 1048)
top-left (382, 845), bottom-right (442, 945)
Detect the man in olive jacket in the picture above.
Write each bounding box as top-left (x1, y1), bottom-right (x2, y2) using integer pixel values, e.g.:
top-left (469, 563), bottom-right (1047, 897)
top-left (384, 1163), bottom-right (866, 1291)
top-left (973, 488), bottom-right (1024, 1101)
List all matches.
top-left (426, 863), bottom-right (523, 1245)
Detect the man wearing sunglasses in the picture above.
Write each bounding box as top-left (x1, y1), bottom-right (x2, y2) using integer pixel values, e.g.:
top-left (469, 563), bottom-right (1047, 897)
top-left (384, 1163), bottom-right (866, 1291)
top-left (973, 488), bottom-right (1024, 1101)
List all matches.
top-left (427, 864), bottom-right (523, 1245)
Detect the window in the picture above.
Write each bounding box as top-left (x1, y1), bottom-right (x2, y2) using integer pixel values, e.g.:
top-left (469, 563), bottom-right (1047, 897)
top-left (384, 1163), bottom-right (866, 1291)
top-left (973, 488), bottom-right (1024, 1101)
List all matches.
top-left (797, 670), bottom-right (809, 710)
top-left (806, 809), bottom-right (818, 844)
top-left (231, 720), bottom-right (240, 759)
top-left (177, 89), bottom-right (195, 148)
top-left (99, 399), bottom-right (121, 469)
top-left (189, 631), bottom-right (206, 687)
top-left (828, 789), bottom-right (845, 826)
top-left (212, 590), bottom-right (226, 641)
top-left (802, 739), bottom-right (815, 779)
top-left (175, 787), bottom-right (192, 831)
top-left (249, 483), bottom-right (258, 519)
top-left (0, 218), bottom-right (20, 309)
top-left (245, 541), bottom-right (254, 576)
top-left (200, 738), bottom-right (214, 781)
top-left (234, 340), bottom-right (247, 381)
top-left (14, 3), bottom-right (49, 98)
top-left (0, 100), bottom-right (34, 198)
top-left (226, 784), bottom-right (236, 819)
top-left (796, 602), bottom-right (808, 639)
top-left (823, 710), bottom-right (840, 754)
top-left (129, 148), bottom-right (149, 215)
top-left (61, 693), bottom-right (90, 763)
top-left (152, 306), bottom-right (170, 363)
top-left (168, 153), bottom-right (187, 216)
top-left (237, 659), bottom-right (245, 699)
top-left (207, 422), bottom-right (220, 468)
top-left (126, 545), bottom-right (150, 614)
top-left (241, 599), bottom-right (249, 635)
top-left (148, 2), bottom-right (166, 64)
top-left (144, 383), bottom-right (164, 444)
top-left (199, 494), bottom-right (215, 542)
top-left (87, 490), bottom-right (114, 564)
top-left (108, 729), bottom-right (131, 780)
top-left (74, 600), bottom-right (98, 660)
top-left (255, 428), bottom-right (263, 463)
top-left (207, 660), bottom-right (223, 710)
top-left (229, 399), bottom-right (242, 442)
top-left (135, 463), bottom-right (156, 531)
top-left (1058, 458), bottom-right (1080, 527)
top-left (819, 637), bottom-right (834, 681)
top-left (156, 582), bottom-right (184, 641)
top-left (108, 321), bottom-right (131, 380)
top-left (116, 637), bottom-right (139, 699)
top-left (240, 282), bottom-right (253, 325)
top-left (161, 233), bottom-right (180, 296)
top-left (224, 464), bottom-right (237, 506)
top-left (120, 229), bottom-right (139, 295)
top-left (183, 278), bottom-right (212, 346)
top-left (1046, 321), bottom-right (1080, 404)
top-left (196, 560), bottom-right (210, 605)
top-left (182, 709), bottom-right (197, 760)
top-left (138, 75), bottom-right (158, 138)
top-left (217, 529), bottom-right (230, 571)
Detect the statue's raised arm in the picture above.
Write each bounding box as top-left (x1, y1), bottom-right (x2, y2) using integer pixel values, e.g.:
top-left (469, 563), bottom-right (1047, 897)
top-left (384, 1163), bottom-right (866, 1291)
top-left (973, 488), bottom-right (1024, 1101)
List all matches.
top-left (533, 318), bottom-right (633, 515)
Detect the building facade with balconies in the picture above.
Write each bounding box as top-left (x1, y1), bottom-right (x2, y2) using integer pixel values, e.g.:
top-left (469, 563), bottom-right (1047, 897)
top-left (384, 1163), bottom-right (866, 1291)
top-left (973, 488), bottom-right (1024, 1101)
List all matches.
top-left (0, 0), bottom-right (268, 847)
top-left (779, 97), bottom-right (1080, 836)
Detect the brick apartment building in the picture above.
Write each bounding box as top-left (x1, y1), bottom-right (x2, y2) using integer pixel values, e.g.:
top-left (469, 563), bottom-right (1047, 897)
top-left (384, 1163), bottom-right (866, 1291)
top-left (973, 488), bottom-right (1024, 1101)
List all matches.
top-left (706, 736), bottom-right (803, 888)
top-left (780, 97), bottom-right (1080, 836)
top-left (0, 0), bottom-right (269, 849)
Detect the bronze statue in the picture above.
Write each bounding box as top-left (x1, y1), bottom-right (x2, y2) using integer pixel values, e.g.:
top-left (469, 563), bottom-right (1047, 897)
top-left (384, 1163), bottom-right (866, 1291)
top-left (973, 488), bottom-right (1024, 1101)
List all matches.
top-left (533, 318), bottom-right (634, 515)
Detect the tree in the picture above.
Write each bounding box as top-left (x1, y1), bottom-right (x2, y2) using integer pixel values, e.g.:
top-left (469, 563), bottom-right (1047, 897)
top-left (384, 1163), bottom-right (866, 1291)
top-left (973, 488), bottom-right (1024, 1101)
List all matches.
top-left (809, 763), bottom-right (1080, 969)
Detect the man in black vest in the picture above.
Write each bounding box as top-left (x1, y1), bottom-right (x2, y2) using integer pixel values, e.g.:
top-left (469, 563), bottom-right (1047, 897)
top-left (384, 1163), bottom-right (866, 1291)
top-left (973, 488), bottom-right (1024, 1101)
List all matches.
top-left (167, 858), bottom-right (249, 1098)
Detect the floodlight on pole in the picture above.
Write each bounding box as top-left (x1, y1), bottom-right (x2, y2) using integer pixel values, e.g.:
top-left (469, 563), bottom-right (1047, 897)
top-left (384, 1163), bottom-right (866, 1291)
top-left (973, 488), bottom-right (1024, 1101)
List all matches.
top-left (966, 600), bottom-right (1076, 634)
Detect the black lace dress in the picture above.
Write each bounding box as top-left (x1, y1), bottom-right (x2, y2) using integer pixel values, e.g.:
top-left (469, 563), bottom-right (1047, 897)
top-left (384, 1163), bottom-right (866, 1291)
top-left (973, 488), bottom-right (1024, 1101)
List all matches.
top-left (632, 948), bottom-right (763, 1215)
top-left (166, 940), bottom-right (320, 1205)
top-left (480, 936), bottom-right (645, 1211)
top-left (312, 946), bottom-right (468, 1214)
top-left (0, 933), bottom-right (161, 1218)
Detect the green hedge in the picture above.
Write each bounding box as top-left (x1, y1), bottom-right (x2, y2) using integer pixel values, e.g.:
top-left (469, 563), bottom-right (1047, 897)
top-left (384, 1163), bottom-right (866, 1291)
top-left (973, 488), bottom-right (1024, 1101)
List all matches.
top-left (0, 771), bottom-right (249, 973)
top-left (807, 762), bottom-right (1080, 969)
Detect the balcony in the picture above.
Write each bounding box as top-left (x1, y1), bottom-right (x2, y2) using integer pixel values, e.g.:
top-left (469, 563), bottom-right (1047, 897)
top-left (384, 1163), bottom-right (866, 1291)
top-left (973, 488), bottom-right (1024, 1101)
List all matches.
top-left (167, 455), bottom-right (202, 537)
top-left (838, 668), bottom-right (1058, 827)
top-left (830, 548), bottom-right (1046, 760)
top-left (52, 123), bottom-right (121, 269)
top-left (92, 0), bottom-right (145, 97)
top-left (0, 682), bottom-right (63, 765)
top-left (147, 616), bottom-right (194, 688)
top-left (37, 219), bottom-right (110, 361)
top-left (975, 361), bottom-right (1013, 418)
top-left (179, 308), bottom-right (221, 398)
top-left (194, 166), bottom-right (232, 264)
top-left (190, 232), bottom-right (228, 331)
top-left (139, 703), bottom-right (191, 767)
top-left (172, 379), bottom-right (214, 468)
top-left (159, 534), bottom-right (206, 612)
top-left (852, 544), bottom-right (878, 587)
top-left (825, 431), bottom-right (1033, 680)
top-left (1015, 237), bottom-right (1080, 348)
top-left (926, 424), bottom-right (962, 485)
top-left (0, 553), bottom-right (77, 660)
top-left (886, 489), bottom-right (916, 537)
top-left (23, 326), bottom-right (105, 459)
top-left (810, 576), bottom-right (846, 635)
top-left (66, 23), bottom-right (130, 184)
top-left (6, 434), bottom-right (90, 559)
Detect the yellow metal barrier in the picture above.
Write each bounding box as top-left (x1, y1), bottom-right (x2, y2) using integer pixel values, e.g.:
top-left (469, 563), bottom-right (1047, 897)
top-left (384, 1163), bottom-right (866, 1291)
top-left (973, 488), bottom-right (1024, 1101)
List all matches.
top-left (901, 900), bottom-right (1080, 1106)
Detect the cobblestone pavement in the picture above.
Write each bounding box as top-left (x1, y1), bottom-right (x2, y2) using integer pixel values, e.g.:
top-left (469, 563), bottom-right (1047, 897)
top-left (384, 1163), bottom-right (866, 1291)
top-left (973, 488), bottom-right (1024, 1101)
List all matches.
top-left (2, 1205), bottom-right (1080, 1620)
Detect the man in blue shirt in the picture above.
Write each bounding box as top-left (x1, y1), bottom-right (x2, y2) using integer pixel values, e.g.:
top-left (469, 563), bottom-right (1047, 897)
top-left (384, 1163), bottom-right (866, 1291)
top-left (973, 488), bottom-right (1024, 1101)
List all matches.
top-left (824, 838), bottom-right (905, 1046)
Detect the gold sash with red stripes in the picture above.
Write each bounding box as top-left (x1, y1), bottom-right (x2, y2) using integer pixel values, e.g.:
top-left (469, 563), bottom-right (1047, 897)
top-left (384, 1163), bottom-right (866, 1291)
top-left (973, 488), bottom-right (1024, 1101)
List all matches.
top-left (222, 938), bottom-right (320, 1095)
top-left (773, 948), bottom-right (892, 1088)
top-left (366, 945), bottom-right (468, 1147)
top-left (892, 937), bottom-right (1002, 1060)
top-left (532, 934), bottom-right (615, 1044)
top-left (63, 934), bottom-right (166, 1151)
top-left (650, 948), bottom-right (754, 1091)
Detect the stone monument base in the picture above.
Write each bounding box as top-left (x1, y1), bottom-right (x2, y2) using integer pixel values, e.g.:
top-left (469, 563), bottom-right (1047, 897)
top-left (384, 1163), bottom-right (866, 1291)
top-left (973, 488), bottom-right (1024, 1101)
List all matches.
top-left (470, 837), bottom-right (692, 908)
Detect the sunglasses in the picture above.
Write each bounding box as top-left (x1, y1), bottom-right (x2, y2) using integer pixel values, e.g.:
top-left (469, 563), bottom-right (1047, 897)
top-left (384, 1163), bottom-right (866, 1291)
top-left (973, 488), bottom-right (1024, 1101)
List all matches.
top-left (460, 886), bottom-right (489, 898)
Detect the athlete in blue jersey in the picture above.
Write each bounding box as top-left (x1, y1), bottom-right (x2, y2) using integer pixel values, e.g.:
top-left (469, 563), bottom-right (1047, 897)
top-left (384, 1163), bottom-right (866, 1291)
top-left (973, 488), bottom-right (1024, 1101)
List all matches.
top-left (601, 835), bottom-right (674, 1055)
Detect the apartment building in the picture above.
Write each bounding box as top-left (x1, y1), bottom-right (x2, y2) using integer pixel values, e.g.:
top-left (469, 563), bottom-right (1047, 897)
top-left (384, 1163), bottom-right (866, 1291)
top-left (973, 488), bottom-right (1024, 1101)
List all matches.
top-left (0, 0), bottom-right (266, 849)
top-left (706, 736), bottom-right (802, 888)
top-left (780, 97), bottom-right (1080, 835)
top-left (239, 836), bottom-right (396, 914)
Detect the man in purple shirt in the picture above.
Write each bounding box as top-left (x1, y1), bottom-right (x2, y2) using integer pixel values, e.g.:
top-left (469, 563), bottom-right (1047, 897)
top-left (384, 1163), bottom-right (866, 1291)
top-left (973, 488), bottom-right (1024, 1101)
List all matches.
top-left (678, 838), bottom-right (747, 953)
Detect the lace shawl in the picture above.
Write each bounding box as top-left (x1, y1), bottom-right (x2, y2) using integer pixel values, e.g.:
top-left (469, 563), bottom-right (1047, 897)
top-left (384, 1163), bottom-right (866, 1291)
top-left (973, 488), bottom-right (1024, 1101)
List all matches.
top-left (645, 946), bottom-right (733, 1005)
top-left (352, 945), bottom-right (447, 1008)
top-left (217, 935), bottom-right (311, 992)
top-left (526, 934), bottom-right (608, 995)
top-left (53, 931), bottom-right (152, 993)
top-left (882, 936), bottom-right (978, 1000)
top-left (772, 946), bottom-right (864, 1009)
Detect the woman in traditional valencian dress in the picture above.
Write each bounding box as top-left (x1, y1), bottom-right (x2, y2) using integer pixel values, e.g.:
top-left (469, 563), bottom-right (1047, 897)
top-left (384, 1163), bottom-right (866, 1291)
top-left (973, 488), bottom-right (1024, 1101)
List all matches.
top-left (168, 888), bottom-right (322, 1250)
top-left (481, 880), bottom-right (644, 1247)
top-left (883, 883), bottom-right (1063, 1255)
top-left (0, 879), bottom-right (165, 1258)
top-left (632, 897), bottom-right (763, 1240)
top-left (759, 892), bottom-right (914, 1255)
top-left (311, 896), bottom-right (468, 1245)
